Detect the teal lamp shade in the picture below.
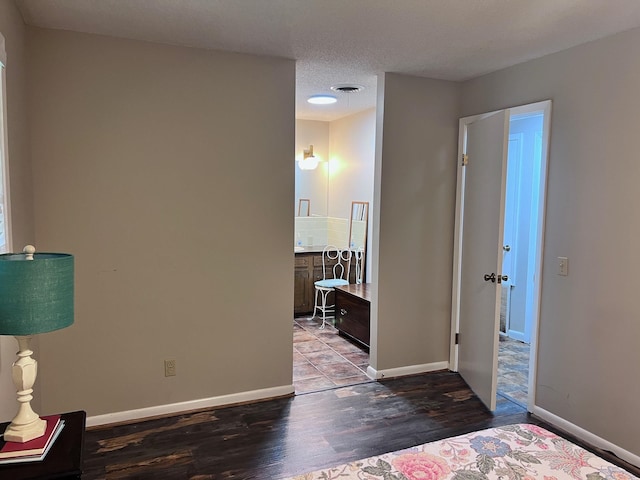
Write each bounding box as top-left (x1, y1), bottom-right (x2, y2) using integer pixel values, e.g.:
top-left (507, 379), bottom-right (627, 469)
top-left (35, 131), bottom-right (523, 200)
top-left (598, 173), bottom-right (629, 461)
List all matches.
top-left (0, 252), bottom-right (74, 335)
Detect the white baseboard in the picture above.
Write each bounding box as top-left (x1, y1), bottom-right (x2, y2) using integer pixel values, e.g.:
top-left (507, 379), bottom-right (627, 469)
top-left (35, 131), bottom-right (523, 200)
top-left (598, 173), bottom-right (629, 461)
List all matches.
top-left (532, 406), bottom-right (640, 468)
top-left (86, 384), bottom-right (295, 428)
top-left (506, 329), bottom-right (527, 343)
top-left (366, 361), bottom-right (449, 380)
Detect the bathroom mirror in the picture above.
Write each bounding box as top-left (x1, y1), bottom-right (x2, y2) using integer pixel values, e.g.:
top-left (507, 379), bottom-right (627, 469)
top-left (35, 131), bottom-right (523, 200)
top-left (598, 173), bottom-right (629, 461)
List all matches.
top-left (297, 199), bottom-right (310, 217)
top-left (349, 201), bottom-right (369, 283)
top-left (348, 201), bottom-right (369, 250)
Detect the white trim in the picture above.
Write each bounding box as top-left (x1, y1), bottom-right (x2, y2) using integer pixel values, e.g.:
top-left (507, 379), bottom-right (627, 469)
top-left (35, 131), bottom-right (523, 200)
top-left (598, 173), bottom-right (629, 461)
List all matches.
top-left (522, 100), bottom-right (552, 412)
top-left (449, 117), bottom-right (466, 369)
top-left (504, 100), bottom-right (552, 412)
top-left (506, 329), bottom-right (527, 343)
top-left (532, 406), bottom-right (640, 468)
top-left (366, 361), bottom-right (449, 380)
top-left (86, 384), bottom-right (294, 427)
top-left (0, 33), bottom-right (6, 65)
top-left (0, 32), bottom-right (12, 254)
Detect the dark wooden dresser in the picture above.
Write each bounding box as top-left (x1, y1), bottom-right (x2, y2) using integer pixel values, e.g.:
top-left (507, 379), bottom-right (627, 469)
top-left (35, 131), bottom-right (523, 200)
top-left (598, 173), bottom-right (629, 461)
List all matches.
top-left (335, 283), bottom-right (371, 348)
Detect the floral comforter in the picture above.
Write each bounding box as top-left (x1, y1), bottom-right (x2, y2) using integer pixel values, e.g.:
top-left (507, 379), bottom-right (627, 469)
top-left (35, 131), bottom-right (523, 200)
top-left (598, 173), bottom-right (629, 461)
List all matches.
top-left (284, 424), bottom-right (637, 480)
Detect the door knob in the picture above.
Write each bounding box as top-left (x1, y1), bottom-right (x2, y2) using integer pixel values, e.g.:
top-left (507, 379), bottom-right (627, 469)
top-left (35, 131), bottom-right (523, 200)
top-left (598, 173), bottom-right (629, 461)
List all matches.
top-left (503, 245), bottom-right (511, 252)
top-left (497, 275), bottom-right (509, 283)
top-left (483, 273), bottom-right (496, 283)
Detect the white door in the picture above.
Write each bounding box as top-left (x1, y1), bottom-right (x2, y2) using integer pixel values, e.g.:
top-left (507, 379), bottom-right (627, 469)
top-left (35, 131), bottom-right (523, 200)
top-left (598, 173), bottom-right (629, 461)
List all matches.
top-left (457, 111), bottom-right (508, 410)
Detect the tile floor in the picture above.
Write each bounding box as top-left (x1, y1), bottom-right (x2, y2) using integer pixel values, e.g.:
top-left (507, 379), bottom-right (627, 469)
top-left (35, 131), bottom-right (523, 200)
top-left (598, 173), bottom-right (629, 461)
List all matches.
top-left (499, 289), bottom-right (531, 406)
top-left (294, 317), bottom-right (530, 402)
top-left (497, 336), bottom-right (530, 406)
top-left (293, 316), bottom-right (372, 394)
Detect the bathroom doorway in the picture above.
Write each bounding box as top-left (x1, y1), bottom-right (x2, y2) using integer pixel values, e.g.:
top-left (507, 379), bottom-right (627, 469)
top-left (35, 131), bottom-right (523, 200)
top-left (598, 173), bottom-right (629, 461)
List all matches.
top-left (452, 100), bottom-right (550, 411)
top-left (293, 110), bottom-right (376, 394)
top-left (497, 110), bottom-right (545, 406)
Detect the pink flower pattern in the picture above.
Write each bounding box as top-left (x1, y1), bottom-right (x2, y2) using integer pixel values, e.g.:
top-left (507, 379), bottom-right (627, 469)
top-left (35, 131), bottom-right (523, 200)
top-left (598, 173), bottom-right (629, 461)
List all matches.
top-left (284, 424), bottom-right (638, 480)
top-left (523, 424), bottom-right (559, 439)
top-left (392, 453), bottom-right (451, 480)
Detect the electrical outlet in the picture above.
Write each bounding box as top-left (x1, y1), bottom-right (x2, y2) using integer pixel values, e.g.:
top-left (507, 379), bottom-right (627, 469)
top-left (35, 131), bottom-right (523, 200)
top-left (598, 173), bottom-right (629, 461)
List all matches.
top-left (558, 257), bottom-right (568, 276)
top-left (164, 359), bottom-right (176, 377)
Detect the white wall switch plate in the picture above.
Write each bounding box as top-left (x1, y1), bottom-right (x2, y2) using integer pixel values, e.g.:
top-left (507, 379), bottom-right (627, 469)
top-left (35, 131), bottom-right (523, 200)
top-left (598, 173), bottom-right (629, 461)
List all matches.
top-left (558, 257), bottom-right (568, 276)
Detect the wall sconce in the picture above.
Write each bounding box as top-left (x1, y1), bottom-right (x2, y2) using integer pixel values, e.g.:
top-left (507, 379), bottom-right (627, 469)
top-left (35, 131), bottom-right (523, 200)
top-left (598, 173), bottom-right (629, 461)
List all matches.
top-left (298, 145), bottom-right (320, 170)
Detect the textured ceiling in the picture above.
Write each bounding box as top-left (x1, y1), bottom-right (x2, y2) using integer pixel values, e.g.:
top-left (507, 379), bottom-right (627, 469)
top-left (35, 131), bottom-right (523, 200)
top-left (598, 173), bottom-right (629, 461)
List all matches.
top-left (15, 0), bottom-right (640, 121)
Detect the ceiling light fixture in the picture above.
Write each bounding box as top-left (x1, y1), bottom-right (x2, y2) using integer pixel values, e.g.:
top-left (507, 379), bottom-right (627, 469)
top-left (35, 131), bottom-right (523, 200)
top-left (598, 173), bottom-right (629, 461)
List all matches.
top-left (298, 145), bottom-right (320, 170)
top-left (307, 95), bottom-right (337, 105)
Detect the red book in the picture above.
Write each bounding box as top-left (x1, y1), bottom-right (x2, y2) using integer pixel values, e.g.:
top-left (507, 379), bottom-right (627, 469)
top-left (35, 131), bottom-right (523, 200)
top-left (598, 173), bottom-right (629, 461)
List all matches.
top-left (0, 415), bottom-right (61, 459)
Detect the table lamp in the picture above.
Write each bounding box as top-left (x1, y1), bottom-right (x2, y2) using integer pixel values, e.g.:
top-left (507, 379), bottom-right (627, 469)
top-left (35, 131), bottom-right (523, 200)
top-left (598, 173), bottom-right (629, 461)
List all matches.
top-left (0, 245), bottom-right (74, 443)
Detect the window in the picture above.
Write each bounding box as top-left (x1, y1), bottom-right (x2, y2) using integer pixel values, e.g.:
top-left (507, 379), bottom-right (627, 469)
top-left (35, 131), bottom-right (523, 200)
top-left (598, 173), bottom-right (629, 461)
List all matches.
top-left (0, 33), bottom-right (10, 254)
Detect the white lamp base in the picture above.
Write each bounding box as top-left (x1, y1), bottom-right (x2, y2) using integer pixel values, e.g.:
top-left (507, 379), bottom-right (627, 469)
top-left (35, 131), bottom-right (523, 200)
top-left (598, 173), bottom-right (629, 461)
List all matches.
top-left (3, 417), bottom-right (46, 443)
top-left (2, 336), bottom-right (46, 443)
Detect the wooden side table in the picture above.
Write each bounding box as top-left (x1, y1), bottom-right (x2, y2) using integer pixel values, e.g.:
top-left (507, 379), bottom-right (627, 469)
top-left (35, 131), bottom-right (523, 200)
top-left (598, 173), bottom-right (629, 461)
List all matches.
top-left (0, 410), bottom-right (86, 479)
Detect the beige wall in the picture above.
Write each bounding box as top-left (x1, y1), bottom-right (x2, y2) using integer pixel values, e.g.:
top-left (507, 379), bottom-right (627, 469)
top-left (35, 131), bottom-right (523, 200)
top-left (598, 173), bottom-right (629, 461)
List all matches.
top-left (0, 0), bottom-right (36, 421)
top-left (295, 110), bottom-right (376, 221)
top-left (328, 108), bottom-right (376, 220)
top-left (373, 73), bottom-right (460, 371)
top-left (462, 27), bottom-right (640, 455)
top-left (329, 108), bottom-right (376, 281)
top-left (26, 28), bottom-right (295, 416)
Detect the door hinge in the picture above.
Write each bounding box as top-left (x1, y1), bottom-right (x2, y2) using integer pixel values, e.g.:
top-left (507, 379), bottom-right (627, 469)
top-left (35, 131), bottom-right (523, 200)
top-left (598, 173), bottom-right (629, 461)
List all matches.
top-left (461, 154), bottom-right (469, 166)
top-left (455, 333), bottom-right (460, 345)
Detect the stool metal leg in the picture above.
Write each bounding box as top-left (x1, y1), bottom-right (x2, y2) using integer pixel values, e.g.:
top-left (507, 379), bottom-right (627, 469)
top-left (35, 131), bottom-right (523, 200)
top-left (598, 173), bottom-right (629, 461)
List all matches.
top-left (320, 289), bottom-right (328, 328)
top-left (310, 287), bottom-right (320, 320)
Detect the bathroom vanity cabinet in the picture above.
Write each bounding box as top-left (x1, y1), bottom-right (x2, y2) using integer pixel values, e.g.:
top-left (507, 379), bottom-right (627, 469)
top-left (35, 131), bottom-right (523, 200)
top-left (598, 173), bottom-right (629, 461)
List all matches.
top-left (294, 249), bottom-right (364, 316)
top-left (294, 250), bottom-right (333, 316)
top-left (294, 253), bottom-right (317, 315)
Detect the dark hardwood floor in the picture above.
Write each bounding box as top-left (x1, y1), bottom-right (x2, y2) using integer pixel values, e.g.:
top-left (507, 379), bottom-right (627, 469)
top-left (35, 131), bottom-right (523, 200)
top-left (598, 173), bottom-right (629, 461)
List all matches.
top-left (83, 371), bottom-right (639, 479)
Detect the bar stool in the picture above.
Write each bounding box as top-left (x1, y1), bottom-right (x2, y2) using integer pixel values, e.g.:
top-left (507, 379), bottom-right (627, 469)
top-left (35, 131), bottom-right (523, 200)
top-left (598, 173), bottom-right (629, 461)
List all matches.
top-left (311, 245), bottom-right (352, 328)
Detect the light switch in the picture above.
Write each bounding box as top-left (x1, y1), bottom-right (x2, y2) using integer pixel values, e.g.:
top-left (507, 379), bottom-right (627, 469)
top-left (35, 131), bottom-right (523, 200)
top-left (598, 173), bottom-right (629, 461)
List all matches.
top-left (558, 257), bottom-right (568, 276)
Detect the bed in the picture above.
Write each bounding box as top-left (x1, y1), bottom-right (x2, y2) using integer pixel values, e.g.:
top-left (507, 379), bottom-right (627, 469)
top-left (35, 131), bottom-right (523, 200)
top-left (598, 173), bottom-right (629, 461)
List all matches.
top-left (283, 424), bottom-right (637, 480)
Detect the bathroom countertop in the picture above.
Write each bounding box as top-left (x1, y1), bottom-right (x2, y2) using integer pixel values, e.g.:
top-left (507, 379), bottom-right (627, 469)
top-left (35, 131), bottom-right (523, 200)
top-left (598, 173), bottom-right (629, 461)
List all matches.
top-left (294, 245), bottom-right (328, 254)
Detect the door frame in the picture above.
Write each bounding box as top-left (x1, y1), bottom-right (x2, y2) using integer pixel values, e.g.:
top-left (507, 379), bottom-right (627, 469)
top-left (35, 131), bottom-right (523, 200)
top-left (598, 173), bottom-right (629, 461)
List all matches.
top-left (0, 33), bottom-right (12, 254)
top-left (449, 100), bottom-right (552, 412)
top-left (501, 131), bottom-right (524, 336)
